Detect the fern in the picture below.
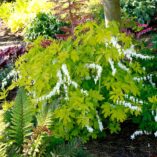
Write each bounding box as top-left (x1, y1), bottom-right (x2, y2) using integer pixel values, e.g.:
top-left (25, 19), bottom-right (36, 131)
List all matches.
top-left (0, 143), bottom-right (7, 157)
top-left (23, 103), bottom-right (52, 156)
top-left (36, 103), bottom-right (52, 128)
top-left (9, 88), bottom-right (34, 151)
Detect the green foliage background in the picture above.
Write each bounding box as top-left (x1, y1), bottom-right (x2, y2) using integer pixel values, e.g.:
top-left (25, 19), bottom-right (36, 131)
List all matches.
top-left (120, 0), bottom-right (157, 23)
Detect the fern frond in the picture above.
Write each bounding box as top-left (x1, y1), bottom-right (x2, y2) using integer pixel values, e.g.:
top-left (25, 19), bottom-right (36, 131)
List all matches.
top-left (9, 88), bottom-right (34, 150)
top-left (36, 103), bottom-right (52, 128)
top-left (0, 111), bottom-right (7, 140)
top-left (23, 130), bottom-right (49, 157)
top-left (0, 143), bottom-right (7, 157)
top-left (23, 104), bottom-right (53, 157)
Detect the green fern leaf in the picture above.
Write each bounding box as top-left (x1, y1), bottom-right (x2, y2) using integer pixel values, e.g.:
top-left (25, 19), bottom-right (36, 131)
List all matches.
top-left (9, 88), bottom-right (34, 149)
top-left (0, 143), bottom-right (7, 157)
top-left (36, 103), bottom-right (52, 128)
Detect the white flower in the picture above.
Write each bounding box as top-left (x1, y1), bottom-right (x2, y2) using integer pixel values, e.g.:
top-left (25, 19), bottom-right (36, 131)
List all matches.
top-left (80, 89), bottom-right (88, 96)
top-left (130, 130), bottom-right (151, 140)
top-left (86, 125), bottom-right (94, 133)
top-left (123, 45), bottom-right (154, 61)
top-left (110, 37), bottom-right (122, 54)
top-left (61, 64), bottom-right (71, 85)
top-left (134, 74), bottom-right (156, 87)
top-left (108, 37), bottom-right (154, 62)
top-left (117, 100), bottom-right (141, 111)
top-left (96, 112), bottom-right (103, 132)
top-left (154, 110), bottom-right (157, 122)
top-left (130, 131), bottom-right (143, 140)
top-left (37, 64), bottom-right (78, 102)
top-left (154, 131), bottom-right (157, 137)
top-left (124, 95), bottom-right (143, 104)
top-left (118, 62), bottom-right (129, 72)
top-left (152, 110), bottom-right (155, 116)
top-left (63, 84), bottom-right (69, 100)
top-left (108, 58), bottom-right (116, 76)
top-left (86, 63), bottom-right (102, 84)
top-left (155, 115), bottom-right (157, 122)
top-left (133, 77), bottom-right (141, 82)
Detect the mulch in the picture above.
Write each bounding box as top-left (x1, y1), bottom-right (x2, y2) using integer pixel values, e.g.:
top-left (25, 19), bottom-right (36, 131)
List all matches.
top-left (86, 122), bottom-right (157, 157)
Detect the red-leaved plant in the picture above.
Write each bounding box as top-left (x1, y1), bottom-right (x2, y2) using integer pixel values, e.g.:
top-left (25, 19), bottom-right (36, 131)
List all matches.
top-left (53, 0), bottom-right (92, 40)
top-left (0, 46), bottom-right (26, 67)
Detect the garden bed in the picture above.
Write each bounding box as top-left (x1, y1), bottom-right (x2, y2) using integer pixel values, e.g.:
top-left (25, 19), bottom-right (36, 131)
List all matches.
top-left (0, 1), bottom-right (157, 155)
top-left (86, 122), bottom-right (157, 157)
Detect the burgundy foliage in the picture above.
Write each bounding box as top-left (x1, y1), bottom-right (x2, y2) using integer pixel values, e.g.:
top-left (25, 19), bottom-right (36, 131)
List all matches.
top-left (0, 46), bottom-right (26, 67)
top-left (41, 39), bottom-right (53, 48)
top-left (122, 16), bottom-right (157, 39)
top-left (53, 0), bottom-right (93, 40)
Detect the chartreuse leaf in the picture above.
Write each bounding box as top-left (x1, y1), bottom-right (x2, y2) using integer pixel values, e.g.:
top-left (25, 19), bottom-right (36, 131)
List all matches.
top-left (102, 103), bottom-right (127, 122)
top-left (101, 102), bottom-right (112, 118)
top-left (89, 90), bottom-right (104, 101)
top-left (148, 95), bottom-right (157, 103)
top-left (110, 106), bottom-right (127, 122)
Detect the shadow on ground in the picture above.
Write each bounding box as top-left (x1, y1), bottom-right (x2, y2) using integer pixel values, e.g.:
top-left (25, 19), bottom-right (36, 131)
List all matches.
top-left (86, 122), bottom-right (157, 157)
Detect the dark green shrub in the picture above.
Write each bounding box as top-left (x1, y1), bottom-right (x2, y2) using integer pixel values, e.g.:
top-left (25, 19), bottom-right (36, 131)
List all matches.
top-left (25, 12), bottom-right (65, 41)
top-left (120, 0), bottom-right (157, 24)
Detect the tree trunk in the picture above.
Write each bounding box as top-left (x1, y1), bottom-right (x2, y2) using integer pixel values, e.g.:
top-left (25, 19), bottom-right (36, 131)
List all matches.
top-left (103, 0), bottom-right (121, 27)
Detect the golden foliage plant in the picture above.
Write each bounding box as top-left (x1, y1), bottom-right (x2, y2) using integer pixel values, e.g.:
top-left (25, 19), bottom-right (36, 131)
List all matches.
top-left (0, 0), bottom-right (53, 32)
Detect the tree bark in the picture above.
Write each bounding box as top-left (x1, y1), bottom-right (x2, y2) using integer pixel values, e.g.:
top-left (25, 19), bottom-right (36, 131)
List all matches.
top-left (103, 0), bottom-right (121, 27)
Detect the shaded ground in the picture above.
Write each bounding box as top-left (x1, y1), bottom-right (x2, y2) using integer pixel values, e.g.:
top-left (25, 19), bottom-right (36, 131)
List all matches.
top-left (86, 122), bottom-right (157, 157)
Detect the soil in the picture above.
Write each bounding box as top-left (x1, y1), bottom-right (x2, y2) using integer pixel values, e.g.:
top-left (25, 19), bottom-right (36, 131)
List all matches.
top-left (86, 122), bottom-right (157, 157)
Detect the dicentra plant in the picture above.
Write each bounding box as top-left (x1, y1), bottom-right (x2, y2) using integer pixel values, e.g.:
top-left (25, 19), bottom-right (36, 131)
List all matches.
top-left (1, 21), bottom-right (156, 141)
